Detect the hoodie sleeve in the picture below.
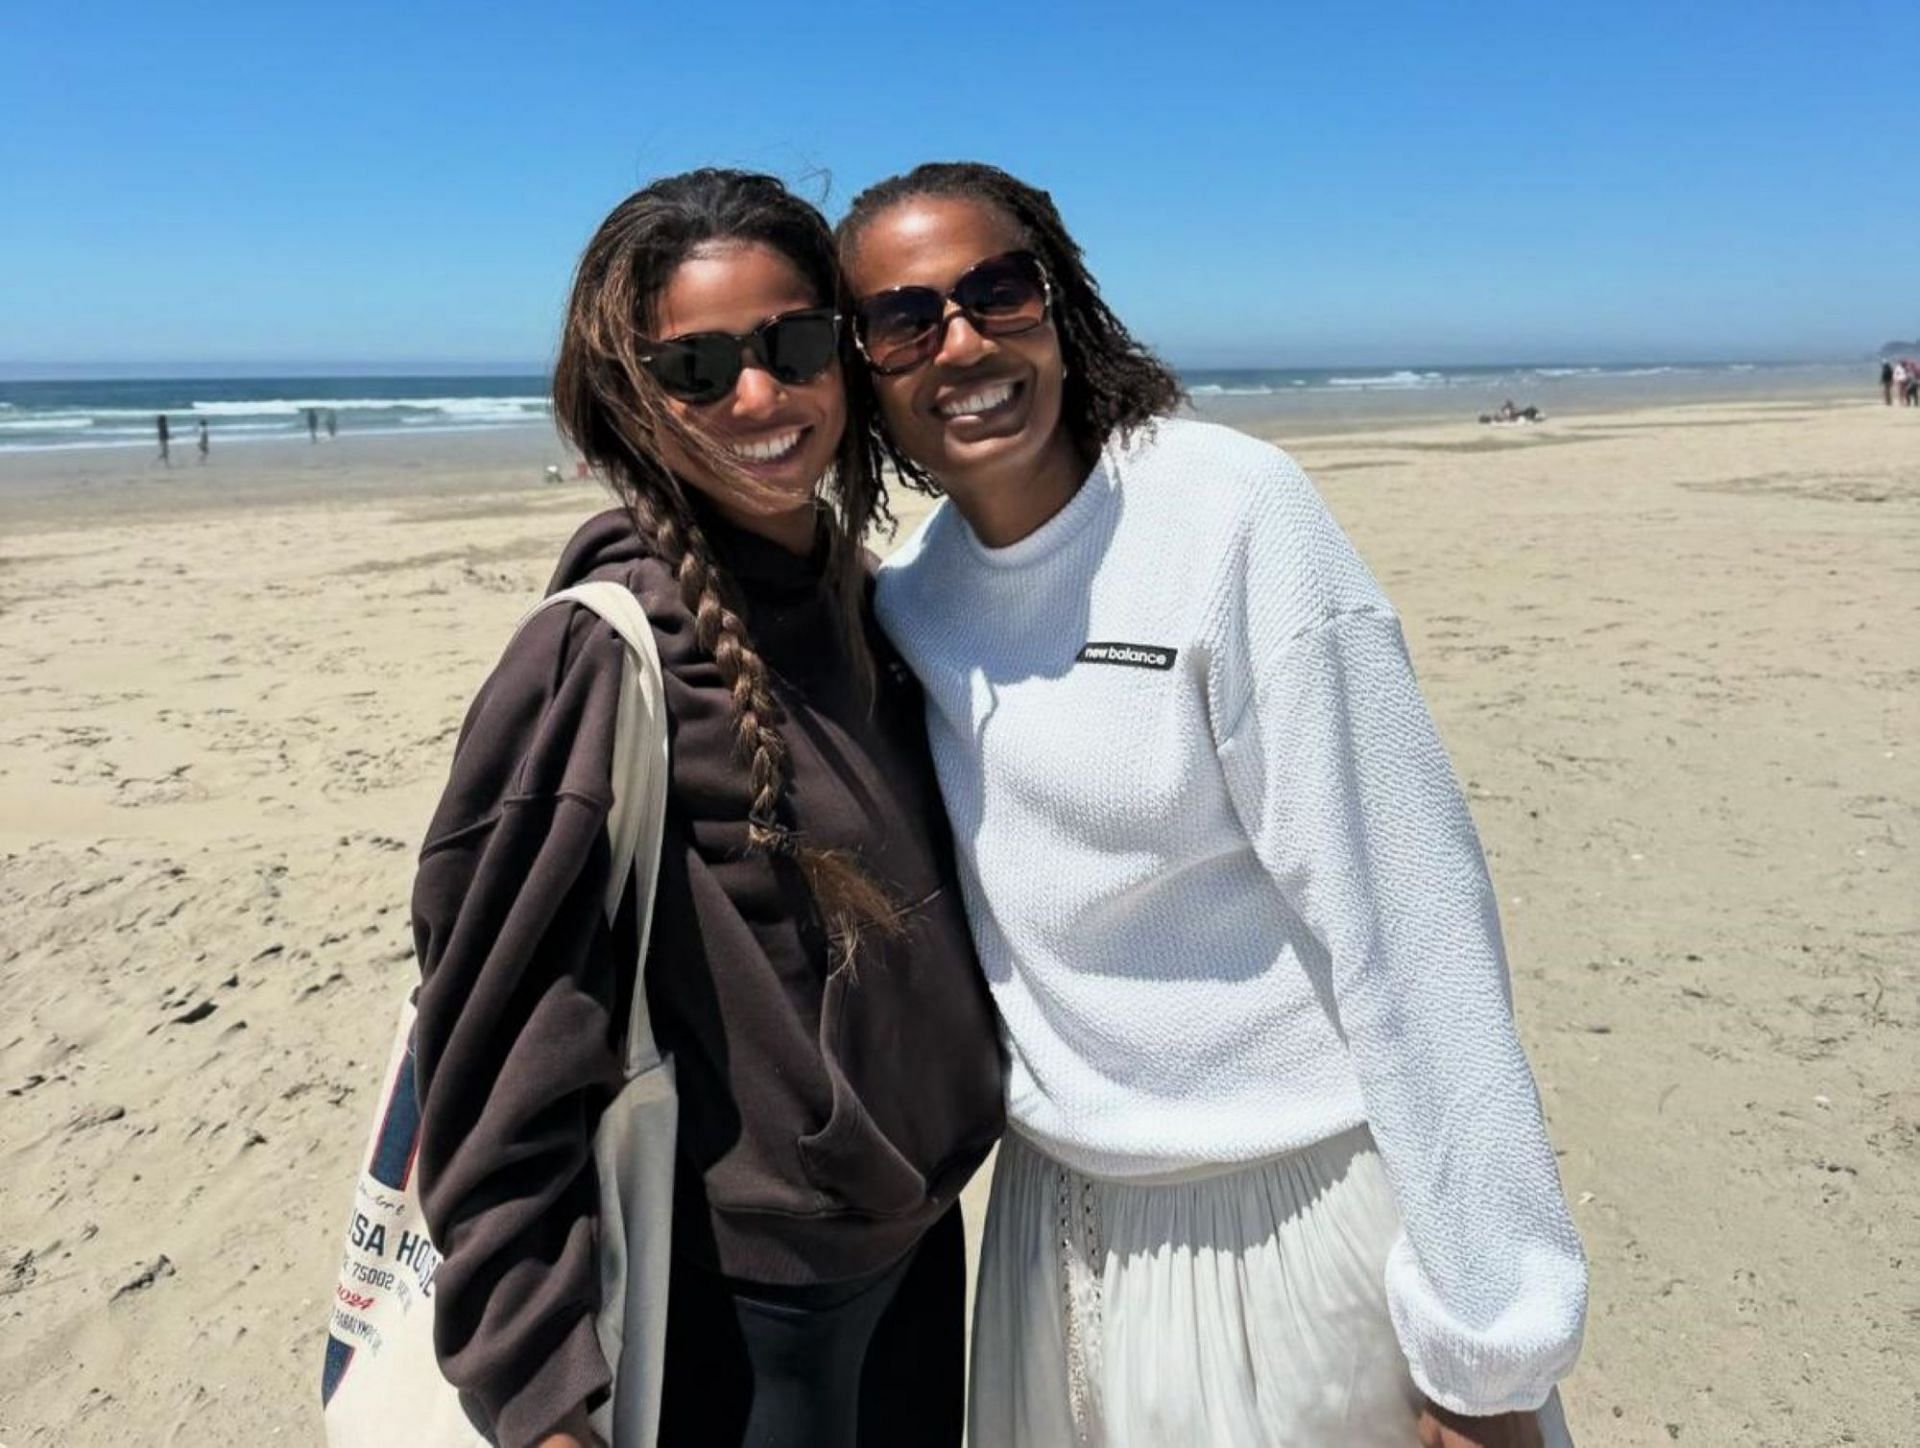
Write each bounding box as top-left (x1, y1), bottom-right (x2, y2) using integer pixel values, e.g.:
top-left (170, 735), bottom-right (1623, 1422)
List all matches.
top-left (1206, 452), bottom-right (1587, 1415)
top-left (409, 602), bottom-right (631, 1448)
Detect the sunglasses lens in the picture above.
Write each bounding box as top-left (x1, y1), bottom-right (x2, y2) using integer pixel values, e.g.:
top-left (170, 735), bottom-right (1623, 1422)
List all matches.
top-left (855, 252), bottom-right (1049, 375)
top-left (857, 290), bottom-right (945, 374)
top-left (762, 311), bottom-right (840, 385)
top-left (954, 253), bottom-right (1047, 336)
top-left (645, 337), bottom-right (737, 403)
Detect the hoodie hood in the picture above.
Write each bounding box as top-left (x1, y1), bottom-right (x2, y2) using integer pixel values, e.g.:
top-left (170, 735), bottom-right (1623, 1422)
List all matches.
top-left (547, 506), bottom-right (651, 593)
top-left (547, 502), bottom-right (831, 600)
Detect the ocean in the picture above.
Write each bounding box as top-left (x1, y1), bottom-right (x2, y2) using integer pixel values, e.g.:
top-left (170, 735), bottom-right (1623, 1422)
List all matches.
top-left (0, 362), bottom-right (1870, 453)
top-left (0, 375), bottom-right (552, 453)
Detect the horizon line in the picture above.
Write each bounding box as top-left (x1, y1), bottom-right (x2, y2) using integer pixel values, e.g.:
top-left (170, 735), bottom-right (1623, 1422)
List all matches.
top-left (0, 353), bottom-right (1874, 384)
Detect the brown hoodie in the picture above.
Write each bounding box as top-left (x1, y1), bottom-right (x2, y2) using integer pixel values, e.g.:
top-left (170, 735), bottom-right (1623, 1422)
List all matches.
top-left (409, 505), bottom-right (1004, 1448)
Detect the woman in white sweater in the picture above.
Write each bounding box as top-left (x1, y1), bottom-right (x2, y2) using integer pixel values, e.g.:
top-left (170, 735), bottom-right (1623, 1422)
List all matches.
top-left (836, 163), bottom-right (1588, 1448)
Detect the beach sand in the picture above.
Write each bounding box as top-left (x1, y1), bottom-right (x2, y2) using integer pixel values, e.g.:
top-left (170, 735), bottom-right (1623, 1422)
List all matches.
top-left (1, 399), bottom-right (1914, 1445)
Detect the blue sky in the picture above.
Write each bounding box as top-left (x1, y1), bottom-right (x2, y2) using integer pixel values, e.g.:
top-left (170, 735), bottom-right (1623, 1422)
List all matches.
top-left (3, 1), bottom-right (1913, 370)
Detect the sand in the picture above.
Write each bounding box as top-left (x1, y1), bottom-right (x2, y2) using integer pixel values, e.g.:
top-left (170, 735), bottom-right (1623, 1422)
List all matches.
top-left (1, 399), bottom-right (1915, 1445)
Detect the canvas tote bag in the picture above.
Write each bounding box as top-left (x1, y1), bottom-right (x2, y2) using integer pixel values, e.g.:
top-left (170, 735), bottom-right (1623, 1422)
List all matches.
top-left (322, 579), bottom-right (676, 1448)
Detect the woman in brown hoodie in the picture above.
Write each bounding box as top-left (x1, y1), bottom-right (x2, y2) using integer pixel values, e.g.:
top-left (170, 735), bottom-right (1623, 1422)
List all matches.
top-left (408, 170), bottom-right (1004, 1448)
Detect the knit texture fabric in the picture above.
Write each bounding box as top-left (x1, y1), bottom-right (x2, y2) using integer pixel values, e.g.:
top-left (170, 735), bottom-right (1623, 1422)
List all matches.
top-left (875, 417), bottom-right (1587, 1414)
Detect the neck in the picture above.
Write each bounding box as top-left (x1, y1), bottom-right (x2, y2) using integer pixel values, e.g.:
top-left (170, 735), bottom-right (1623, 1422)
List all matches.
top-left (712, 499), bottom-right (819, 556)
top-left (754, 506), bottom-right (820, 556)
top-left (945, 430), bottom-right (1094, 550)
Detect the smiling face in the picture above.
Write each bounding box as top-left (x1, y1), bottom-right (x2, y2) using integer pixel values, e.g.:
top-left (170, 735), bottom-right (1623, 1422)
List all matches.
top-left (845, 197), bottom-right (1083, 507)
top-left (647, 240), bottom-right (845, 537)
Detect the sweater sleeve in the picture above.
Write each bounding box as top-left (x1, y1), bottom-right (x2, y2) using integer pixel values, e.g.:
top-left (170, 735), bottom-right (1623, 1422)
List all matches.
top-left (409, 604), bottom-right (630, 1448)
top-left (1207, 465), bottom-right (1587, 1415)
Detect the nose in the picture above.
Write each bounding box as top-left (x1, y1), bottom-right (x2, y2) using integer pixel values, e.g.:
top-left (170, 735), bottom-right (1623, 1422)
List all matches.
top-left (932, 305), bottom-right (993, 368)
top-left (730, 362), bottom-right (783, 417)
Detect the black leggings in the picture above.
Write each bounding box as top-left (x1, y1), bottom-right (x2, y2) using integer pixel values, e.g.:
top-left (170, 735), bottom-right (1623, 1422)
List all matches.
top-left (656, 1206), bottom-right (966, 1448)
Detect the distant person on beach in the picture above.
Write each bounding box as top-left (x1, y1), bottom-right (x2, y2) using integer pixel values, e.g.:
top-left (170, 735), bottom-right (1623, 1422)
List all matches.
top-left (154, 413), bottom-right (170, 466)
top-left (1883, 359), bottom-right (1896, 405)
top-left (406, 170), bottom-right (1001, 1448)
top-left (840, 162), bottom-right (1586, 1448)
top-left (1904, 359), bottom-right (1920, 407)
top-left (325, 408), bottom-right (338, 439)
top-left (305, 407), bottom-right (319, 442)
top-left (1481, 399), bottom-right (1542, 424)
top-left (196, 419), bottom-right (209, 464)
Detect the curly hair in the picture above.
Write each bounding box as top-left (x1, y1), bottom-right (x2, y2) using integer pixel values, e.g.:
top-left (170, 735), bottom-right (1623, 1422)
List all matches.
top-left (837, 160), bottom-right (1185, 493)
top-left (553, 168), bottom-right (897, 960)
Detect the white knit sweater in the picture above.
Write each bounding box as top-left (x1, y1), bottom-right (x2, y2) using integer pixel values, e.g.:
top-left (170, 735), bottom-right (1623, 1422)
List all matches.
top-left (875, 417), bottom-right (1587, 1415)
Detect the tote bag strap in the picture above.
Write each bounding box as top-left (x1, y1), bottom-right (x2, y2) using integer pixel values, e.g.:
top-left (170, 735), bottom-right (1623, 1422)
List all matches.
top-left (513, 579), bottom-right (672, 1076)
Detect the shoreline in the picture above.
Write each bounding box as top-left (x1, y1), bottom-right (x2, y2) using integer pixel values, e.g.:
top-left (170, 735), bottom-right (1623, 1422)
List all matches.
top-left (0, 358), bottom-right (1875, 463)
top-left (1190, 366), bottom-right (1868, 436)
top-left (0, 388), bottom-right (1882, 532)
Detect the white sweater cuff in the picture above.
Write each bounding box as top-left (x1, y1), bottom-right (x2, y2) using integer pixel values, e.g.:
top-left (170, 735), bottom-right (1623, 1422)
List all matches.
top-left (1383, 1233), bottom-right (1587, 1415)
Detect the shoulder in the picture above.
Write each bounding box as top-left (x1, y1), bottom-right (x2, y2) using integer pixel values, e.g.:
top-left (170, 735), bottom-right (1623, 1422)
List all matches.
top-left (1115, 415), bottom-right (1298, 483)
top-left (874, 499), bottom-right (959, 620)
top-left (1110, 418), bottom-right (1329, 546)
top-left (534, 507), bottom-right (699, 672)
top-left (878, 496), bottom-right (957, 573)
top-left (1116, 418), bottom-right (1371, 602)
top-left (421, 518), bottom-right (689, 850)
top-left (1139, 428), bottom-right (1393, 675)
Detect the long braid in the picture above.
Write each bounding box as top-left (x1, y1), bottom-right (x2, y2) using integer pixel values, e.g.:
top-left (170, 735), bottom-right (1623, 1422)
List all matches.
top-left (646, 499), bottom-right (789, 840)
top-left (623, 476), bottom-right (900, 966)
top-left (837, 161), bottom-right (1186, 496)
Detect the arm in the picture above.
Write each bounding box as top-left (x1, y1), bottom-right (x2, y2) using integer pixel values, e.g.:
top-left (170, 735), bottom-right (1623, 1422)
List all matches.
top-left (411, 606), bottom-right (631, 1448)
top-left (1208, 466), bottom-right (1586, 1416)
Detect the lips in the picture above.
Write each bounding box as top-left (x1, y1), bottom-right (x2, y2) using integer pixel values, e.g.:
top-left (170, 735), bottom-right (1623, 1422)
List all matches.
top-left (934, 378), bottom-right (1021, 420)
top-left (726, 426), bottom-right (806, 463)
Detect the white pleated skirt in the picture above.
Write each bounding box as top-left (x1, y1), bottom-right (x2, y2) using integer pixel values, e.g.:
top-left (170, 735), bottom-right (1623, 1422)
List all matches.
top-left (969, 1127), bottom-right (1573, 1448)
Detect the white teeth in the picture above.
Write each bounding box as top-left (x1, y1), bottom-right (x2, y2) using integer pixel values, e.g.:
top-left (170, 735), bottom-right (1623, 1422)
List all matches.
top-left (729, 428), bottom-right (803, 462)
top-left (938, 380), bottom-right (1016, 418)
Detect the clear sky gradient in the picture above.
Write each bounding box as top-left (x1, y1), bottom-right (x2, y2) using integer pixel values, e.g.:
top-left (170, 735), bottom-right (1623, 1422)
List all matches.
top-left (4, 1), bottom-right (1913, 370)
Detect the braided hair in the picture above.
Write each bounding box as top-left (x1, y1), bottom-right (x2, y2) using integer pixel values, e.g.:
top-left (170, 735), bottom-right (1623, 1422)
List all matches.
top-left (553, 169), bottom-right (897, 961)
top-left (837, 161), bottom-right (1185, 494)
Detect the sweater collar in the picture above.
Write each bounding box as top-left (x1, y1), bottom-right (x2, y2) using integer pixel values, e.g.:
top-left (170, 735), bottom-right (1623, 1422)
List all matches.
top-left (953, 450), bottom-right (1117, 571)
top-left (692, 497), bottom-right (832, 598)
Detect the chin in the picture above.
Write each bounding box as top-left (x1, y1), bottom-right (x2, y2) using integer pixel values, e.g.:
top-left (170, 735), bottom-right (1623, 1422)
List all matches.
top-left (945, 422), bottom-right (1046, 479)
top-left (755, 480), bottom-right (825, 515)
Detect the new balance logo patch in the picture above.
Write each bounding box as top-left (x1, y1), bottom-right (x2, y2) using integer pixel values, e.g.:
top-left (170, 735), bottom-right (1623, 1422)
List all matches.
top-left (1076, 641), bottom-right (1177, 671)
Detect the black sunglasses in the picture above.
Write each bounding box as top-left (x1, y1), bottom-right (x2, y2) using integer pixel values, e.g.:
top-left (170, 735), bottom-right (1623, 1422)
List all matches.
top-left (853, 251), bottom-right (1052, 376)
top-left (638, 306), bottom-right (841, 404)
